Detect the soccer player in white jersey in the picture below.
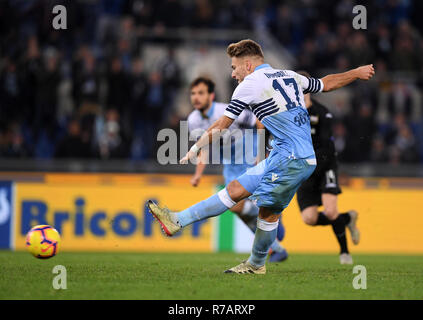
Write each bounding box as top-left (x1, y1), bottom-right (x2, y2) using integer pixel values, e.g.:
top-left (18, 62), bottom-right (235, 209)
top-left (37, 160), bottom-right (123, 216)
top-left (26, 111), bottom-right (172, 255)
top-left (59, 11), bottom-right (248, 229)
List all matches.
top-left (187, 76), bottom-right (288, 262)
top-left (148, 39), bottom-right (375, 274)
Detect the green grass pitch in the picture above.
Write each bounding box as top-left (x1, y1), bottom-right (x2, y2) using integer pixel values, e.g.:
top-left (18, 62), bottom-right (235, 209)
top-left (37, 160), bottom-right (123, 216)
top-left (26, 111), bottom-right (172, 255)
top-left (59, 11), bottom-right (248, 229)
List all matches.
top-left (0, 251), bottom-right (422, 300)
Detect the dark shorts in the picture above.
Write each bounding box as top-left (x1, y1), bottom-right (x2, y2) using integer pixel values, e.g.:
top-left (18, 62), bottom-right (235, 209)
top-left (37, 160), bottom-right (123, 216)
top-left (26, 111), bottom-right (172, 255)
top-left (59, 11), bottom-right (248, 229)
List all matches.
top-left (296, 155), bottom-right (342, 211)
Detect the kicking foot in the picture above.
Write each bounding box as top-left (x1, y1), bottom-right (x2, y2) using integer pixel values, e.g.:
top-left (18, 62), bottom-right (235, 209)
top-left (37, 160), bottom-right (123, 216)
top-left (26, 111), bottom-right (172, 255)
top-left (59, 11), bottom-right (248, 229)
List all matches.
top-left (269, 249), bottom-right (288, 263)
top-left (347, 210), bottom-right (360, 245)
top-left (340, 253), bottom-right (353, 265)
top-left (147, 200), bottom-right (181, 236)
top-left (224, 261), bottom-right (266, 274)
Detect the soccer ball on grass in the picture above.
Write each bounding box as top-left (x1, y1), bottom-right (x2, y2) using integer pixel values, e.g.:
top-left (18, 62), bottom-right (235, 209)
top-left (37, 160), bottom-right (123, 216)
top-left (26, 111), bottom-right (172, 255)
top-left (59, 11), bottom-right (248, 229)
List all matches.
top-left (25, 225), bottom-right (61, 259)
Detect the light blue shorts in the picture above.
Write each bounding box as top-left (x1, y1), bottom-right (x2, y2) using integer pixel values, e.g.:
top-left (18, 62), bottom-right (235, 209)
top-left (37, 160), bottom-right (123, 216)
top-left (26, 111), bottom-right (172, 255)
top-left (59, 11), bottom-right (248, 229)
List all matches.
top-left (237, 150), bottom-right (316, 213)
top-left (223, 163), bottom-right (255, 185)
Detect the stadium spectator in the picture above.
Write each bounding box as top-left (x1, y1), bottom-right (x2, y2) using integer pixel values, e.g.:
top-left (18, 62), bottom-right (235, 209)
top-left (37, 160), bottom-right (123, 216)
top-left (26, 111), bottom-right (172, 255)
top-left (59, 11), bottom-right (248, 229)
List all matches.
top-left (72, 46), bottom-right (101, 109)
top-left (0, 122), bottom-right (30, 158)
top-left (127, 57), bottom-right (148, 136)
top-left (33, 48), bottom-right (61, 139)
top-left (94, 108), bottom-right (130, 159)
top-left (55, 117), bottom-right (92, 159)
top-left (370, 135), bottom-right (390, 163)
top-left (0, 0), bottom-right (422, 165)
top-left (343, 103), bottom-right (376, 162)
top-left (105, 57), bottom-right (130, 115)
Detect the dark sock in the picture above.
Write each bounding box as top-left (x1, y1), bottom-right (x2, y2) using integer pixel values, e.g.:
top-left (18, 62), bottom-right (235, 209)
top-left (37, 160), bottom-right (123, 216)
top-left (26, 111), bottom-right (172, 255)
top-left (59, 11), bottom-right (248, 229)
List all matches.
top-left (331, 216), bottom-right (349, 254)
top-left (315, 212), bottom-right (331, 225)
top-left (339, 212), bottom-right (351, 225)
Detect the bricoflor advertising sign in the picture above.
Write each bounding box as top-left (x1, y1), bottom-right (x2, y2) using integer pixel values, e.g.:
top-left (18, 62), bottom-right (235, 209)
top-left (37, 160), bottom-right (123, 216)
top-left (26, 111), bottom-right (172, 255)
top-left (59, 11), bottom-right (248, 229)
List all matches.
top-left (0, 181), bottom-right (14, 250)
top-left (11, 181), bottom-right (215, 252)
top-left (2, 175), bottom-right (423, 254)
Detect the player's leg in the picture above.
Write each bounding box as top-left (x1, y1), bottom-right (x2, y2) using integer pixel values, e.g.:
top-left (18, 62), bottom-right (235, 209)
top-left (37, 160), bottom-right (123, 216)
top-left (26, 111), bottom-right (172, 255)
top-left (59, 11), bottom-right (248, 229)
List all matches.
top-left (223, 164), bottom-right (260, 219)
top-left (235, 199), bottom-right (286, 241)
top-left (147, 159), bottom-right (268, 236)
top-left (232, 200), bottom-right (288, 262)
top-left (147, 179), bottom-right (250, 236)
top-left (301, 205), bottom-right (322, 225)
top-left (225, 207), bottom-right (281, 274)
top-left (231, 160), bottom-right (288, 261)
top-left (321, 193), bottom-right (350, 262)
top-left (248, 208), bottom-right (281, 268)
top-left (297, 170), bottom-right (332, 226)
top-left (230, 200), bottom-right (257, 230)
top-left (225, 156), bottom-right (316, 274)
top-left (322, 193), bottom-right (361, 264)
top-left (298, 176), bottom-right (352, 263)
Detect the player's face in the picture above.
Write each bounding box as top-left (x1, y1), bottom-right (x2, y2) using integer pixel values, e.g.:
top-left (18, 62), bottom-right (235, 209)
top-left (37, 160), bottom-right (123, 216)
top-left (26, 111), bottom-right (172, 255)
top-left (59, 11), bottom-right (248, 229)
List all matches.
top-left (231, 57), bottom-right (249, 83)
top-left (190, 83), bottom-right (214, 111)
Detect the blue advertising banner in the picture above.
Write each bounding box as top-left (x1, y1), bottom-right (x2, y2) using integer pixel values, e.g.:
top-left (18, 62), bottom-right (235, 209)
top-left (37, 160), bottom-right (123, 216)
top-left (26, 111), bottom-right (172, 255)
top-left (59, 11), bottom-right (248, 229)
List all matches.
top-left (0, 181), bottom-right (13, 249)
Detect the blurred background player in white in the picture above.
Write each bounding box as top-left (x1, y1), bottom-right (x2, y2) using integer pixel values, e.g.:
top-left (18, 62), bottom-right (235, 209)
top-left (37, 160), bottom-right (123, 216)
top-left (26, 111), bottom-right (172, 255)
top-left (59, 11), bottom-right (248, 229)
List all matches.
top-left (295, 71), bottom-right (360, 265)
top-left (187, 76), bottom-right (288, 262)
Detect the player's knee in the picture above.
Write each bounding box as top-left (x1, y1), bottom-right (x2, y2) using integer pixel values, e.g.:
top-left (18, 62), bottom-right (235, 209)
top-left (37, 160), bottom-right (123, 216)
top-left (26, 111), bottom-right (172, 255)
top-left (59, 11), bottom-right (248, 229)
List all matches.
top-left (324, 208), bottom-right (338, 221)
top-left (302, 212), bottom-right (317, 225)
top-left (258, 208), bottom-right (280, 222)
top-left (226, 180), bottom-right (249, 203)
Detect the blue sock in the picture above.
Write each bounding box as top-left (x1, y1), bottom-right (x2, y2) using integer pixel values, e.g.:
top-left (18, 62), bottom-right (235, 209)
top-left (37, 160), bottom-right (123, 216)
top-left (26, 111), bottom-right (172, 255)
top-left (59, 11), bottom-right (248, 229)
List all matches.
top-left (270, 239), bottom-right (285, 253)
top-left (239, 214), bottom-right (283, 253)
top-left (277, 220), bottom-right (285, 241)
top-left (176, 189), bottom-right (235, 227)
top-left (248, 219), bottom-right (278, 267)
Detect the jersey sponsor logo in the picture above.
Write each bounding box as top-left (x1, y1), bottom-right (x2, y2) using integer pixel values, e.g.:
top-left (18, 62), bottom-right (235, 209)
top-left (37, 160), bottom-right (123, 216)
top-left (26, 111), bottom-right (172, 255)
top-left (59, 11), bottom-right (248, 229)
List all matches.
top-left (293, 110), bottom-right (310, 127)
top-left (271, 173), bottom-right (279, 182)
top-left (325, 170), bottom-right (338, 188)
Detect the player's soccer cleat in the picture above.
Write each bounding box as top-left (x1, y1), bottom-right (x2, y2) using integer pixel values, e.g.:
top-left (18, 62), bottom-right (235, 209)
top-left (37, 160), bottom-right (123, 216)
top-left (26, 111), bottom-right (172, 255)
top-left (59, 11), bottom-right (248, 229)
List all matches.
top-left (340, 253), bottom-right (353, 265)
top-left (224, 260), bottom-right (266, 274)
top-left (347, 210), bottom-right (360, 245)
top-left (147, 200), bottom-right (181, 236)
top-left (268, 249), bottom-right (288, 263)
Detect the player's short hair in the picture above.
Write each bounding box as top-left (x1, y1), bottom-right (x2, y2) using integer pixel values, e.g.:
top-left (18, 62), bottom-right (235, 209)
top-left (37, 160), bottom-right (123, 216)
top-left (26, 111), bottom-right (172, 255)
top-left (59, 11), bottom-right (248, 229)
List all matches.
top-left (190, 77), bottom-right (215, 93)
top-left (296, 70), bottom-right (311, 78)
top-left (226, 39), bottom-right (264, 59)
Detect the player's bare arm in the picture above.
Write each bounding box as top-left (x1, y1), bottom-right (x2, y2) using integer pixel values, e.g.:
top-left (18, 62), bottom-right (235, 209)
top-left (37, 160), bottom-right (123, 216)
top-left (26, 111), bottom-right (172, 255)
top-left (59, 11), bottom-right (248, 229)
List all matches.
top-left (321, 64), bottom-right (375, 92)
top-left (191, 150), bottom-right (208, 187)
top-left (255, 119), bottom-right (266, 163)
top-left (180, 115), bottom-right (234, 164)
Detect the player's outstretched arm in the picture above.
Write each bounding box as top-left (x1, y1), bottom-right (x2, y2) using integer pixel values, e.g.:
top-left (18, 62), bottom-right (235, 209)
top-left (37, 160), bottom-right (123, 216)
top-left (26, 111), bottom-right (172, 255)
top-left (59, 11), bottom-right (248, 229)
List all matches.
top-left (191, 150), bottom-right (208, 187)
top-left (321, 64), bottom-right (375, 92)
top-left (180, 115), bottom-right (234, 164)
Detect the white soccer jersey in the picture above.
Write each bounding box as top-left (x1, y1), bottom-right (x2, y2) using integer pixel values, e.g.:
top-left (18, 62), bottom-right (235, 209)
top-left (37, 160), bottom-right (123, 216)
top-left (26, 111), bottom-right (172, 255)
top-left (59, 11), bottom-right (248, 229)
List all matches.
top-left (187, 101), bottom-right (256, 137)
top-left (187, 101), bottom-right (257, 164)
top-left (224, 64), bottom-right (323, 159)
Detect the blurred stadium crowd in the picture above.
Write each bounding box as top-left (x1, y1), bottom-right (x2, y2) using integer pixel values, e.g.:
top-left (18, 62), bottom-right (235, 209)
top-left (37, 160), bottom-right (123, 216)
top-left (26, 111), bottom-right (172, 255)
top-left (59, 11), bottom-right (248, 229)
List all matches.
top-left (0, 0), bottom-right (422, 164)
